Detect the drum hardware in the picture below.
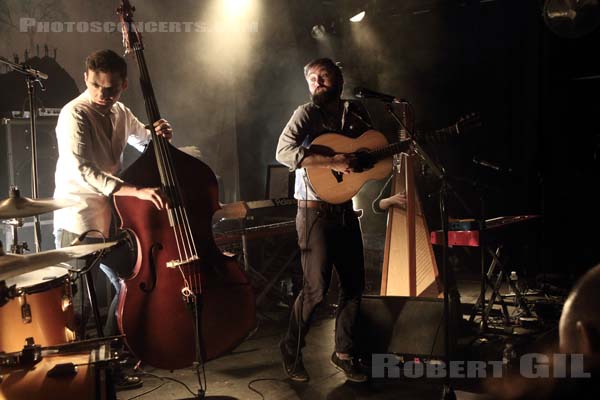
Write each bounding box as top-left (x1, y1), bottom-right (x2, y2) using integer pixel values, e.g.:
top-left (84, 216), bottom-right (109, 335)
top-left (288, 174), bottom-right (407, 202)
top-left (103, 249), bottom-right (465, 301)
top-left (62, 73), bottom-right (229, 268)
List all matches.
top-left (0, 337), bottom-right (122, 400)
top-left (18, 294), bottom-right (31, 324)
top-left (82, 255), bottom-right (106, 338)
top-left (0, 280), bottom-right (17, 308)
top-left (0, 186), bottom-right (78, 262)
top-left (0, 336), bottom-right (122, 370)
top-left (0, 218), bottom-right (28, 255)
top-left (61, 279), bottom-right (73, 312)
top-left (0, 57), bottom-right (48, 252)
top-left (0, 337), bottom-right (42, 368)
top-left (42, 335), bottom-right (124, 355)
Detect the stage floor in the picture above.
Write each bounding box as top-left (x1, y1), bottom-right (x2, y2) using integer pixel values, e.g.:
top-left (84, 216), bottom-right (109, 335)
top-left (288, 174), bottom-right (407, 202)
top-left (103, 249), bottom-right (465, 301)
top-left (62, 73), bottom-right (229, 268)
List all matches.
top-left (117, 277), bottom-right (563, 400)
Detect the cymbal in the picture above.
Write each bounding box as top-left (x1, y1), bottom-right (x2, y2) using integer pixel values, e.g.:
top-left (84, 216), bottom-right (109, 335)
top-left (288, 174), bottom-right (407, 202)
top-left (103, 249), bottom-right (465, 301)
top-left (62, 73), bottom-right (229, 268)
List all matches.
top-left (0, 242), bottom-right (117, 281)
top-left (0, 189), bottom-right (78, 219)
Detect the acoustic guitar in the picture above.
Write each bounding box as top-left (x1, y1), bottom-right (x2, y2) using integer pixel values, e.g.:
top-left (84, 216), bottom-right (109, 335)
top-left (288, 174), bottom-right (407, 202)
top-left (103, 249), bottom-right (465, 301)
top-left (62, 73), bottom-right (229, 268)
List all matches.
top-left (305, 113), bottom-right (480, 204)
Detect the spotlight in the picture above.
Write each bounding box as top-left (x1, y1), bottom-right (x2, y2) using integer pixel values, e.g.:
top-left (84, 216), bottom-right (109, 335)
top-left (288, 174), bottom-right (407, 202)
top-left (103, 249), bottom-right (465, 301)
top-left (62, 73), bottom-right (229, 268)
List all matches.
top-left (311, 24), bottom-right (327, 39)
top-left (222, 0), bottom-right (251, 17)
top-left (349, 11), bottom-right (366, 22)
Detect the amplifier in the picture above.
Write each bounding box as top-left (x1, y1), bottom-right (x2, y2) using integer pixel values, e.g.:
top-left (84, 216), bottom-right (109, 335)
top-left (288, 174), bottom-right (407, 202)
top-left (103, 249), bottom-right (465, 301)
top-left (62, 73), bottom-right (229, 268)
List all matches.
top-left (1, 117), bottom-right (58, 250)
top-left (0, 116), bottom-right (58, 199)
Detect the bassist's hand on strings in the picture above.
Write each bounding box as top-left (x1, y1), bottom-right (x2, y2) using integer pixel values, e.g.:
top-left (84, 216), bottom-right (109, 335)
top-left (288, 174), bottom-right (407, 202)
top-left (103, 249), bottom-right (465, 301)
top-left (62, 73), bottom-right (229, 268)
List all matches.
top-left (113, 184), bottom-right (170, 210)
top-left (152, 119), bottom-right (173, 140)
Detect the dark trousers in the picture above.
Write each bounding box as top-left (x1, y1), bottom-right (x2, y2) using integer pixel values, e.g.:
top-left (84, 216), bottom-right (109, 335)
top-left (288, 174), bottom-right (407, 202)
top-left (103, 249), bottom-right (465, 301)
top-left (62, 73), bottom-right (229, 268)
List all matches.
top-left (282, 204), bottom-right (365, 355)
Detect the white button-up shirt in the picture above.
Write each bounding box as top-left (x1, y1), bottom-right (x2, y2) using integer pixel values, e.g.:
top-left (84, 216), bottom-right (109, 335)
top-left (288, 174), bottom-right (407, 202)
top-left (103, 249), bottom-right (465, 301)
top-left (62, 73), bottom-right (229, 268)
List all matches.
top-left (53, 90), bottom-right (150, 237)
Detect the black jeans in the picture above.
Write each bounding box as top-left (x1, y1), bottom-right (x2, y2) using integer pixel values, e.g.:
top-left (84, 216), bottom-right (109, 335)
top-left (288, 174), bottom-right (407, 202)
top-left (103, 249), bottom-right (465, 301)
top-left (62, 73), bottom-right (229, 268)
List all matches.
top-left (283, 204), bottom-right (365, 355)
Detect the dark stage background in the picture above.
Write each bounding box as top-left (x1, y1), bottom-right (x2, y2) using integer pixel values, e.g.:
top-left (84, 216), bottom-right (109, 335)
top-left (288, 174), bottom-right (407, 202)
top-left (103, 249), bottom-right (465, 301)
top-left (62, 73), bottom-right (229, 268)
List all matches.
top-left (1, 0), bottom-right (599, 281)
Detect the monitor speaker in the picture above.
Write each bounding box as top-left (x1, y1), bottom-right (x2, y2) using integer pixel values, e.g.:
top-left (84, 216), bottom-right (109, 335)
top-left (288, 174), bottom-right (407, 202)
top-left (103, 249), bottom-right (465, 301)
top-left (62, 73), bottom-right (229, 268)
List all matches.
top-left (357, 295), bottom-right (460, 359)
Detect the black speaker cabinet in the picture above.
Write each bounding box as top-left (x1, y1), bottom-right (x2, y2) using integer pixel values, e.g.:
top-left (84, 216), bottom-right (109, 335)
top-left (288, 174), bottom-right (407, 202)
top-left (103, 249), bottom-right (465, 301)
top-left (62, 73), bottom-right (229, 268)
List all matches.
top-left (1, 116), bottom-right (58, 250)
top-left (1, 116), bottom-right (58, 198)
top-left (357, 295), bottom-right (460, 359)
top-left (265, 164), bottom-right (294, 199)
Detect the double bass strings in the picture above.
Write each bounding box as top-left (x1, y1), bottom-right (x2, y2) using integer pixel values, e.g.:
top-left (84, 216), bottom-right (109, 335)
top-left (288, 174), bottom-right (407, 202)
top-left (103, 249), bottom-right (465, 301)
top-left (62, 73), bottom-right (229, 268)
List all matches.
top-left (133, 46), bottom-right (200, 296)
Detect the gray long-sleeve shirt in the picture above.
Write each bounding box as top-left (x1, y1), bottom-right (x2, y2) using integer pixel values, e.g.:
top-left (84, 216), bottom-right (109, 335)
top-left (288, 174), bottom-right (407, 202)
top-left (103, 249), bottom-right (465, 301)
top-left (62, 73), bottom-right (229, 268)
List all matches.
top-left (275, 100), bottom-right (372, 200)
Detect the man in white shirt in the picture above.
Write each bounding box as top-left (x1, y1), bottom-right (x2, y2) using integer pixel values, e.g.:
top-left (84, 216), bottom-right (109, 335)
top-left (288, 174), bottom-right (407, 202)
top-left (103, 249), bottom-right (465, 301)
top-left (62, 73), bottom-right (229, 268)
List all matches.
top-left (53, 50), bottom-right (172, 388)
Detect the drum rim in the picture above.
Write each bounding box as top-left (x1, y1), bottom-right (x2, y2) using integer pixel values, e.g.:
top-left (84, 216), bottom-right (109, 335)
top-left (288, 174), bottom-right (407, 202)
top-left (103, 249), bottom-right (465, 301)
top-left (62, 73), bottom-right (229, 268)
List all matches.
top-left (6, 266), bottom-right (70, 295)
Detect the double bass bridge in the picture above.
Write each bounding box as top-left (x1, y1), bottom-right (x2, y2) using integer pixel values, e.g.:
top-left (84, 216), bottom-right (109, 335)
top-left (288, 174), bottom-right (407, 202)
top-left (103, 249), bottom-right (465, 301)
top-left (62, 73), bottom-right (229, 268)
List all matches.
top-left (166, 255), bottom-right (200, 269)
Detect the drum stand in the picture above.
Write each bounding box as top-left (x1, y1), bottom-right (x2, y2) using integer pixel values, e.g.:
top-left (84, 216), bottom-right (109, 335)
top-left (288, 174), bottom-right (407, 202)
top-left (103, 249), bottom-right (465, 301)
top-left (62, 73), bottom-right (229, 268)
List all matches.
top-left (0, 57), bottom-right (48, 252)
top-left (82, 263), bottom-right (105, 338)
top-left (3, 215), bottom-right (28, 254)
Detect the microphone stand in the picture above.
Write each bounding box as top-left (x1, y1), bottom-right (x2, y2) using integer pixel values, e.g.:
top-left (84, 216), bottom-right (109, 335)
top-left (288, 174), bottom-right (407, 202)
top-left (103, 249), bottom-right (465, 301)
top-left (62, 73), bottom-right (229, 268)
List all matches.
top-left (385, 104), bottom-right (458, 400)
top-left (0, 57), bottom-right (48, 252)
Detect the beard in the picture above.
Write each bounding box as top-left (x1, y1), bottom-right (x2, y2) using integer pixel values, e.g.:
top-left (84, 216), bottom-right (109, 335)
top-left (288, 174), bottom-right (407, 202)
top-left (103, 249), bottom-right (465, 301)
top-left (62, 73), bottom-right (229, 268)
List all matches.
top-left (311, 85), bottom-right (340, 106)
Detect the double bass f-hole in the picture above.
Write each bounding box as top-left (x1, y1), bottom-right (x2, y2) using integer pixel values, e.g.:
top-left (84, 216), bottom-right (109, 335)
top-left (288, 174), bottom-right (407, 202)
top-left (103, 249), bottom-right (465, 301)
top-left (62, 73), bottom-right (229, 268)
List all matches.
top-left (140, 243), bottom-right (162, 293)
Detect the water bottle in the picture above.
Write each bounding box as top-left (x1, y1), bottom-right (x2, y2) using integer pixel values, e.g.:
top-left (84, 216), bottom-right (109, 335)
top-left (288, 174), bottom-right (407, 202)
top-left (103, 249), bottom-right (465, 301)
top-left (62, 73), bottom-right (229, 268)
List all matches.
top-left (509, 271), bottom-right (519, 295)
top-left (502, 343), bottom-right (517, 376)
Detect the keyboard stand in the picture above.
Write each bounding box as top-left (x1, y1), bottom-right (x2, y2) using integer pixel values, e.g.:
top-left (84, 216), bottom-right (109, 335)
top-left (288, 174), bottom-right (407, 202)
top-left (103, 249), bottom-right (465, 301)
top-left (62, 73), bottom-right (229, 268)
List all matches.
top-left (469, 245), bottom-right (532, 332)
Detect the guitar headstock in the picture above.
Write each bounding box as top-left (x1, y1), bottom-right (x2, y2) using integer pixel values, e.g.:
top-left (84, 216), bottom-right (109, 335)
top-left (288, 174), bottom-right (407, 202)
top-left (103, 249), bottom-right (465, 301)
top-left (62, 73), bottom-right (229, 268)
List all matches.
top-left (426, 112), bottom-right (482, 140)
top-left (453, 112), bottom-right (482, 135)
top-left (117, 0), bottom-right (143, 54)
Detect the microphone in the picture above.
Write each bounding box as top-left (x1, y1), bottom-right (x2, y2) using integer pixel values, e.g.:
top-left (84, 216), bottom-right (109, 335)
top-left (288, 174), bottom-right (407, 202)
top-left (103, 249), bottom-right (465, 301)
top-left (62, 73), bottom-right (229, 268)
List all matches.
top-left (354, 87), bottom-right (407, 104)
top-left (472, 157), bottom-right (512, 174)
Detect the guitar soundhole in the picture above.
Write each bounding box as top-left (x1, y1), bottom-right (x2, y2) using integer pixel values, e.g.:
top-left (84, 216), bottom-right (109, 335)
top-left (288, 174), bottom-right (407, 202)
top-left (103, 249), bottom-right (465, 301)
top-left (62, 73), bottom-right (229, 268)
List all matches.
top-left (331, 170), bottom-right (344, 183)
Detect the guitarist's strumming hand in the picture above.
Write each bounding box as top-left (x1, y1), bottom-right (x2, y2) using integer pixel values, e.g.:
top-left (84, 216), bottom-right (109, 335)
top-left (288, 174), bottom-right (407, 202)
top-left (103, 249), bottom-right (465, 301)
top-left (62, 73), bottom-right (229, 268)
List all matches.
top-left (300, 153), bottom-right (353, 174)
top-left (330, 154), bottom-right (353, 174)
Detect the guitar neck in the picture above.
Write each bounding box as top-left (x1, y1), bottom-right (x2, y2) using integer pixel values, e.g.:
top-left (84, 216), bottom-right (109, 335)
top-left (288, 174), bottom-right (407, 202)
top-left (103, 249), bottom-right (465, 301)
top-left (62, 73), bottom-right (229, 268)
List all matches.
top-left (367, 123), bottom-right (461, 162)
top-left (430, 124), bottom-right (459, 137)
top-left (369, 140), bottom-right (411, 162)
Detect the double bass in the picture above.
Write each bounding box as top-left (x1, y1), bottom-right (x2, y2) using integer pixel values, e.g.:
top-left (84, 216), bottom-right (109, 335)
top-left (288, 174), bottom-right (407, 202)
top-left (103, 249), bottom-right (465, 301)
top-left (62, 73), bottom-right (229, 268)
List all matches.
top-left (113, 1), bottom-right (256, 370)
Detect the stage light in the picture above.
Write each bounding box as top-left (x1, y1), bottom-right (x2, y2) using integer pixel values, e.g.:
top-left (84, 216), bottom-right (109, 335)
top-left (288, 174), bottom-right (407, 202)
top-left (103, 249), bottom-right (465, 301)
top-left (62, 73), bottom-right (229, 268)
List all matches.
top-left (349, 11), bottom-right (366, 22)
top-left (222, 0), bottom-right (251, 17)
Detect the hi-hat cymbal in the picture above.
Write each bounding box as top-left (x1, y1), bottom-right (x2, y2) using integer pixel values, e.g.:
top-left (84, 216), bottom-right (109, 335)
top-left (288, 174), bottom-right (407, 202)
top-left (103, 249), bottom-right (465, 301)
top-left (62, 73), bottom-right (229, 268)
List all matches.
top-left (0, 188), bottom-right (78, 219)
top-left (0, 242), bottom-right (117, 281)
